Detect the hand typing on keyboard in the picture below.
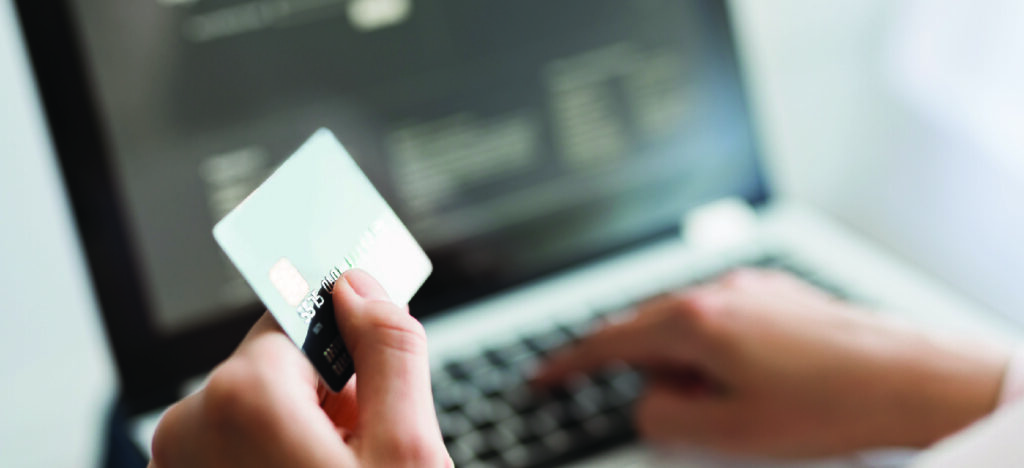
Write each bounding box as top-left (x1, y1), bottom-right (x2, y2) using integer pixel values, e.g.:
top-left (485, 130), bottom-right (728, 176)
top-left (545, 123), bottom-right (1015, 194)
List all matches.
top-left (534, 269), bottom-right (1010, 458)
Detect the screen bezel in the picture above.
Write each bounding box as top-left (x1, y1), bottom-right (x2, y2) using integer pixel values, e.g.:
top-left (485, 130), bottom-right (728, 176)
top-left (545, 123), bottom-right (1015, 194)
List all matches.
top-left (14, 0), bottom-right (769, 414)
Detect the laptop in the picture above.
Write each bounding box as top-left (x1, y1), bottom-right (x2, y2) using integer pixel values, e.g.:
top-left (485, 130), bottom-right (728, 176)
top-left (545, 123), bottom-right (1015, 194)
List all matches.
top-left (15, 0), bottom-right (1019, 466)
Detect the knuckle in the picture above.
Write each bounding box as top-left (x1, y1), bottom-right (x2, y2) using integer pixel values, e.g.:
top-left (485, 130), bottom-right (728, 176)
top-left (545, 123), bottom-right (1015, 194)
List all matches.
top-left (359, 303), bottom-right (429, 355)
top-left (667, 292), bottom-right (720, 331)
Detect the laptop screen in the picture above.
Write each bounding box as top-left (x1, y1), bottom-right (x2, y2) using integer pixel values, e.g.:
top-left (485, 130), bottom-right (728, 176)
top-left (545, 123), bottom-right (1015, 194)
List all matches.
top-left (64, 0), bottom-right (765, 333)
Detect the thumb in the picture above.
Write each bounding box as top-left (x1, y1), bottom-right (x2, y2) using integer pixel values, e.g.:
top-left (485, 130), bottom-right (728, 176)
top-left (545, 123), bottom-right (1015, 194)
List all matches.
top-left (340, 268), bottom-right (391, 302)
top-left (332, 269), bottom-right (447, 465)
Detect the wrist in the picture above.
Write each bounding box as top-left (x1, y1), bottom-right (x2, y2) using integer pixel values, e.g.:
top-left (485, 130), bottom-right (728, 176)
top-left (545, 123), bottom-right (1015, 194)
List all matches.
top-left (880, 327), bottom-right (1010, 447)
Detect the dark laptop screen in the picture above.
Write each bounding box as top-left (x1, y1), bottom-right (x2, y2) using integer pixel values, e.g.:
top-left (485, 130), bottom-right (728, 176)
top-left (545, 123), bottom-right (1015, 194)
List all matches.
top-left (65, 0), bottom-right (765, 333)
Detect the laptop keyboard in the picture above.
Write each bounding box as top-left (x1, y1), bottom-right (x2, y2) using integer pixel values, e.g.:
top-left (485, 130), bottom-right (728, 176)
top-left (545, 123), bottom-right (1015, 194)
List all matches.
top-left (433, 255), bottom-right (850, 468)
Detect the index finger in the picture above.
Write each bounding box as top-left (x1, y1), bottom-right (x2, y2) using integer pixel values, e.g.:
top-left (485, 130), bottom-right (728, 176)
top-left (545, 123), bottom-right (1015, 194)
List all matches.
top-left (534, 290), bottom-right (717, 384)
top-left (233, 312), bottom-right (320, 390)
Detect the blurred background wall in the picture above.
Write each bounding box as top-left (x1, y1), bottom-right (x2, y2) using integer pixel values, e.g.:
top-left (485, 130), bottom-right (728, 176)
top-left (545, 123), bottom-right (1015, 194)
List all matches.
top-left (0, 1), bottom-right (116, 467)
top-left (732, 0), bottom-right (1024, 323)
top-left (0, 0), bottom-right (1021, 466)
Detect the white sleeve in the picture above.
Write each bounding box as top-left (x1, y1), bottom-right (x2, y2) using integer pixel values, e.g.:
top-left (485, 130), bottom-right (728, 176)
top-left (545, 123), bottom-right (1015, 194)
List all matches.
top-left (910, 346), bottom-right (1024, 468)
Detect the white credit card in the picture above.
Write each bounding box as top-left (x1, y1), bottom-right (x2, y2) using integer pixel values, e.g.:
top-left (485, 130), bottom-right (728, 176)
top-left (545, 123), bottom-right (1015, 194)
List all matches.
top-left (213, 128), bottom-right (432, 391)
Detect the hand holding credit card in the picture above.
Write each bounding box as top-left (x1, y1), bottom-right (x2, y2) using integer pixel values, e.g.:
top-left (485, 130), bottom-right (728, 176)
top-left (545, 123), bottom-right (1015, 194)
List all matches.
top-left (149, 263), bottom-right (449, 468)
top-left (213, 128), bottom-right (433, 391)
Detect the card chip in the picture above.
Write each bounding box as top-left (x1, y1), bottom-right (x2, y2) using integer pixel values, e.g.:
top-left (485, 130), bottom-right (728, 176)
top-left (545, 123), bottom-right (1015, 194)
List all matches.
top-left (269, 258), bottom-right (309, 307)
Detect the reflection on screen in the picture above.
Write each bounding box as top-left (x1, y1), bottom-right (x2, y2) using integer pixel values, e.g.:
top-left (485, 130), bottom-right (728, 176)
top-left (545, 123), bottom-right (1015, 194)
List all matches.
top-left (68, 0), bottom-right (764, 332)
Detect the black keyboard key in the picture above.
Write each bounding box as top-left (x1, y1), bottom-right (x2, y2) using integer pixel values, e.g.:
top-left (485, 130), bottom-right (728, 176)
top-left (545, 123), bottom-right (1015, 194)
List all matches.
top-left (603, 383), bottom-right (638, 408)
top-left (537, 401), bottom-right (573, 428)
top-left (502, 385), bottom-right (540, 413)
top-left (523, 328), bottom-right (573, 355)
top-left (484, 424), bottom-right (519, 452)
top-left (475, 452), bottom-right (504, 468)
top-left (469, 367), bottom-right (510, 397)
top-left (498, 416), bottom-right (532, 440)
top-left (558, 320), bottom-right (596, 340)
top-left (525, 408), bottom-right (559, 435)
top-left (485, 342), bottom-right (536, 368)
top-left (605, 404), bottom-right (634, 426)
top-left (500, 445), bottom-right (531, 468)
top-left (541, 426), bottom-right (590, 454)
top-left (450, 431), bottom-right (487, 465)
top-left (581, 413), bottom-right (617, 438)
top-left (590, 295), bottom-right (636, 319)
top-left (543, 378), bottom-right (577, 400)
top-left (464, 397), bottom-right (514, 427)
top-left (607, 369), bottom-right (643, 397)
top-left (501, 441), bottom-right (552, 468)
top-left (568, 386), bottom-right (605, 420)
top-left (448, 442), bottom-right (474, 466)
top-left (439, 411), bottom-right (473, 441)
top-left (445, 355), bottom-right (490, 381)
top-left (434, 379), bottom-right (477, 413)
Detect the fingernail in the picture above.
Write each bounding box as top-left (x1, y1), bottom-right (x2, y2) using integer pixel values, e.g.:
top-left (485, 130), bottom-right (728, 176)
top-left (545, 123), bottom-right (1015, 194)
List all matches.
top-left (342, 269), bottom-right (391, 301)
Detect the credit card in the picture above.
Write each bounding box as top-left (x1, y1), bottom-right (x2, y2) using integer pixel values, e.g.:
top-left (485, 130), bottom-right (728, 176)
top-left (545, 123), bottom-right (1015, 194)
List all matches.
top-left (213, 128), bottom-right (433, 392)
